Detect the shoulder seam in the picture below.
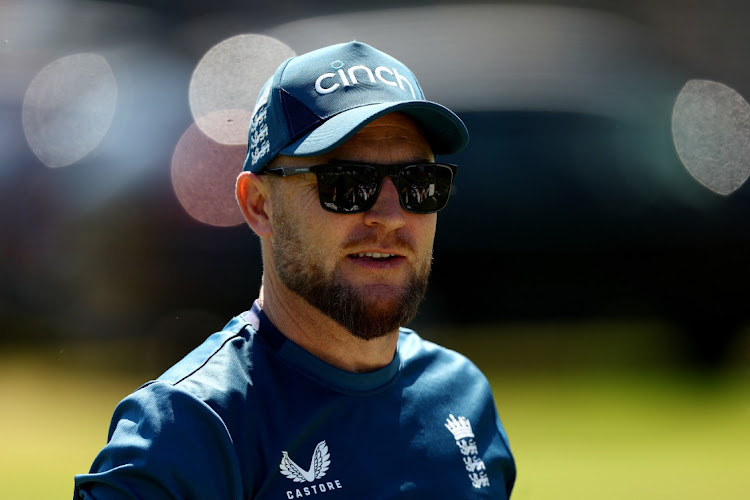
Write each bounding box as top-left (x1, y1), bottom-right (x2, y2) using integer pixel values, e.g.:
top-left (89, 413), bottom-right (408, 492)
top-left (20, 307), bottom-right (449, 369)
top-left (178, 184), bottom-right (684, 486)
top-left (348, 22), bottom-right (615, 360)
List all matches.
top-left (171, 327), bottom-right (249, 387)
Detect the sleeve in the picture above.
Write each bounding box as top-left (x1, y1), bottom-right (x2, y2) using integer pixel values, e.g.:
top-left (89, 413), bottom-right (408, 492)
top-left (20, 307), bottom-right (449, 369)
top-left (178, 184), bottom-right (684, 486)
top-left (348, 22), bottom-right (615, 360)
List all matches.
top-left (493, 399), bottom-right (517, 497)
top-left (464, 362), bottom-right (517, 499)
top-left (481, 374), bottom-right (516, 498)
top-left (73, 382), bottom-right (243, 500)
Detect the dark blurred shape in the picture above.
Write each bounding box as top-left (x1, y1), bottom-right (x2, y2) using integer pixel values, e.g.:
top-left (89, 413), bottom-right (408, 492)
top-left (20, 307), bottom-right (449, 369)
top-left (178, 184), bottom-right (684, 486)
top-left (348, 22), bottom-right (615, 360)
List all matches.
top-left (429, 110), bottom-right (750, 371)
top-left (268, 4), bottom-right (673, 120)
top-left (145, 308), bottom-right (228, 373)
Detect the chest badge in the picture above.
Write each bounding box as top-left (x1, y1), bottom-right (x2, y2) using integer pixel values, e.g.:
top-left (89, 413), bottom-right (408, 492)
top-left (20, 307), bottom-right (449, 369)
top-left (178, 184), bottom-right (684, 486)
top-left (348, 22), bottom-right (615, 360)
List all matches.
top-left (445, 414), bottom-right (490, 489)
top-left (280, 440), bottom-right (331, 483)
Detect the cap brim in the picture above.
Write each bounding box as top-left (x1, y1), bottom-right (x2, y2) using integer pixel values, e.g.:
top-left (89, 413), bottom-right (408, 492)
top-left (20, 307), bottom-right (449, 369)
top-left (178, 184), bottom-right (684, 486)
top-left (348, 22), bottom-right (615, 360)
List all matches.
top-left (278, 101), bottom-right (469, 158)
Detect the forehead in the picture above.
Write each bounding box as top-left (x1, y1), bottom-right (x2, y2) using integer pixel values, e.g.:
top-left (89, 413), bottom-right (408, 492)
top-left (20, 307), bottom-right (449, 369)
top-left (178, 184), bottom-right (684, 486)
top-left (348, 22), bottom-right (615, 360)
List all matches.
top-left (271, 112), bottom-right (434, 168)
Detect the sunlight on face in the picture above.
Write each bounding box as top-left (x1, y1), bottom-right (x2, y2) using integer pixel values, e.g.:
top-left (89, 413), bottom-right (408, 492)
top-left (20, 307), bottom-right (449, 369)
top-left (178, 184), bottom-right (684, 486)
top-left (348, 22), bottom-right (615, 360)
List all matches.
top-left (269, 113), bottom-right (437, 339)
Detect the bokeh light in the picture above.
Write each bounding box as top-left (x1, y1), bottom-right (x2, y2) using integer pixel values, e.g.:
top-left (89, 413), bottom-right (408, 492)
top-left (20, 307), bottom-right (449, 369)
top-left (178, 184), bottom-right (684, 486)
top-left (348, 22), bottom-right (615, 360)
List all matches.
top-left (171, 120), bottom-right (246, 227)
top-left (22, 52), bottom-right (117, 168)
top-left (189, 34), bottom-right (295, 145)
top-left (672, 79), bottom-right (750, 196)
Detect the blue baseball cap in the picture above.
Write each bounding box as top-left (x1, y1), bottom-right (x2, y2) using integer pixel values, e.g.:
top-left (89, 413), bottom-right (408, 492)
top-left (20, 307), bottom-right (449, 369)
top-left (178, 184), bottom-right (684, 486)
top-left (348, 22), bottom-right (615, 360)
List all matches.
top-left (242, 41), bottom-right (469, 172)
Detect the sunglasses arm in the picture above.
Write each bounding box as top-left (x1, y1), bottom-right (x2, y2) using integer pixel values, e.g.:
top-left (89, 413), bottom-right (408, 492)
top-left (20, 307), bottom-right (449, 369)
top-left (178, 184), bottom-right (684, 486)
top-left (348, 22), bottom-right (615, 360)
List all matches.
top-left (261, 166), bottom-right (314, 177)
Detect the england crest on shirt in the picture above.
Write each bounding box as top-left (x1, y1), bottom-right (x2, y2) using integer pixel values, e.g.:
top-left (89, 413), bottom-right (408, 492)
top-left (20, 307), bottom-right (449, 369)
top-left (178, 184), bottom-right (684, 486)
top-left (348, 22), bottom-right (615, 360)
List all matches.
top-left (445, 414), bottom-right (490, 489)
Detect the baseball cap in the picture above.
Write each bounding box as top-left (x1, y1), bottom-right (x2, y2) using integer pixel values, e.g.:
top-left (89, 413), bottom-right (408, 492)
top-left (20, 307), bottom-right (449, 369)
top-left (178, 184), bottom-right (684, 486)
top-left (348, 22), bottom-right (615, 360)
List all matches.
top-left (242, 41), bottom-right (469, 172)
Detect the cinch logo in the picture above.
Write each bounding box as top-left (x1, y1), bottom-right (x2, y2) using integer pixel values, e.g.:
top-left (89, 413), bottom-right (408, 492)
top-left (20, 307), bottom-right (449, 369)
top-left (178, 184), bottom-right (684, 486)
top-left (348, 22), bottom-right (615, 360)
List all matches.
top-left (314, 60), bottom-right (417, 99)
top-left (280, 440), bottom-right (343, 498)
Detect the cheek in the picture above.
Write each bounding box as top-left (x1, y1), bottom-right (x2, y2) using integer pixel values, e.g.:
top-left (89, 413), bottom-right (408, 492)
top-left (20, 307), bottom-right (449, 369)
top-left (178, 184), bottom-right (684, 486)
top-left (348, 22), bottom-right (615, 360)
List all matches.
top-left (294, 185), bottom-right (322, 213)
top-left (408, 214), bottom-right (437, 266)
top-left (275, 181), bottom-right (353, 247)
top-left (291, 206), bottom-right (353, 269)
top-left (412, 214), bottom-right (437, 246)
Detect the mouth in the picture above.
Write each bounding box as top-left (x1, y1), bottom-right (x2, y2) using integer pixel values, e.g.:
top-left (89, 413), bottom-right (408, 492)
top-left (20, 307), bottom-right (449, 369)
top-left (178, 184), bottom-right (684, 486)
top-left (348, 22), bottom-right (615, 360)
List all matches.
top-left (350, 252), bottom-right (399, 260)
top-left (346, 251), bottom-right (406, 267)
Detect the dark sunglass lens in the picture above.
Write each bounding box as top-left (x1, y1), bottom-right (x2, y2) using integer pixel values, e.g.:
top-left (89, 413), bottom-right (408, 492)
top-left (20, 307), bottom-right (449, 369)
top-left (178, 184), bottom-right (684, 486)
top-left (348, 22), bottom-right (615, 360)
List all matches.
top-left (399, 165), bottom-right (454, 213)
top-left (316, 166), bottom-right (379, 213)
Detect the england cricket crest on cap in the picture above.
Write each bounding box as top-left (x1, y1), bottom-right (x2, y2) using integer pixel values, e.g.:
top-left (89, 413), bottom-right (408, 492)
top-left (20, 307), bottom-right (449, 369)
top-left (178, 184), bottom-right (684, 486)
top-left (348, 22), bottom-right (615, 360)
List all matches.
top-left (445, 414), bottom-right (490, 489)
top-left (249, 83), bottom-right (271, 166)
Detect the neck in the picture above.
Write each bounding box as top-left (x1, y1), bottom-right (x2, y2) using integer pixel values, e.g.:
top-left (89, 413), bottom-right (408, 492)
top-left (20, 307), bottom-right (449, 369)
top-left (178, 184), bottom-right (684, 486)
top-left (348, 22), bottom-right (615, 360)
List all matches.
top-left (257, 271), bottom-right (399, 373)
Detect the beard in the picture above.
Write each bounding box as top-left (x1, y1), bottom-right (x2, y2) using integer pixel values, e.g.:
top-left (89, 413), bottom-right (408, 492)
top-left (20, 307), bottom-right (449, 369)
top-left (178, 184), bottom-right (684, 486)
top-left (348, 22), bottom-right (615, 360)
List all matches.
top-left (270, 195), bottom-right (430, 341)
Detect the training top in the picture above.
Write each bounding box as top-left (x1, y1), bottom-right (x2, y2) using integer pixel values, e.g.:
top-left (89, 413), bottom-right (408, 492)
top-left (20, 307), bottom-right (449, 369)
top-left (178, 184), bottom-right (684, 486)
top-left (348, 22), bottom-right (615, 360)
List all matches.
top-left (74, 302), bottom-right (516, 499)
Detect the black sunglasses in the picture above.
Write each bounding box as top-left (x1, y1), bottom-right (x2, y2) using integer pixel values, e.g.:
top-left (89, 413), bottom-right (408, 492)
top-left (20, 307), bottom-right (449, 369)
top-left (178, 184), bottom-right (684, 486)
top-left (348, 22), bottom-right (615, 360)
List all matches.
top-left (262, 162), bottom-right (458, 214)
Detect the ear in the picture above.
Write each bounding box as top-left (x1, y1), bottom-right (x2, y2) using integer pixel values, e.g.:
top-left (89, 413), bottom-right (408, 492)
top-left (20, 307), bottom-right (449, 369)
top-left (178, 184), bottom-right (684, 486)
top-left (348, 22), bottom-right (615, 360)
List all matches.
top-left (236, 171), bottom-right (273, 237)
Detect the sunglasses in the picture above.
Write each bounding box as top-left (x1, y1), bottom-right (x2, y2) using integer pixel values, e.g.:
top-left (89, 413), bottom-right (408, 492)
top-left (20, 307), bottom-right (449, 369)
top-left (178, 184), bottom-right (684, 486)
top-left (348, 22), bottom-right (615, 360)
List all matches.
top-left (262, 162), bottom-right (458, 214)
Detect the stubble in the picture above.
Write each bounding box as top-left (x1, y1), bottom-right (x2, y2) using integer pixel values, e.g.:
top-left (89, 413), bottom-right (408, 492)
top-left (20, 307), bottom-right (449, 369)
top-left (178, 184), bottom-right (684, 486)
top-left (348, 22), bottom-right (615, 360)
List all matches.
top-left (270, 192), bottom-right (430, 341)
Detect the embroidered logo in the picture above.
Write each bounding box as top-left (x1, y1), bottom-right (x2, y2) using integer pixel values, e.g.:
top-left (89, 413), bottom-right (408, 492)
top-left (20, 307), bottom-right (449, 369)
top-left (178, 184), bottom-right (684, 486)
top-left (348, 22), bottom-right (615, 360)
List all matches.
top-left (445, 414), bottom-right (490, 489)
top-left (280, 440), bottom-right (331, 483)
top-left (249, 84), bottom-right (271, 166)
top-left (314, 61), bottom-right (417, 99)
top-left (280, 440), bottom-right (343, 499)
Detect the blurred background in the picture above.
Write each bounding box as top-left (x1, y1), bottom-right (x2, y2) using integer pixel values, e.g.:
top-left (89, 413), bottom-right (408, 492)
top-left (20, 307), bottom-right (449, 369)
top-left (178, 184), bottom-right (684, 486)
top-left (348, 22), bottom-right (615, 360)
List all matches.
top-left (1, 0), bottom-right (749, 498)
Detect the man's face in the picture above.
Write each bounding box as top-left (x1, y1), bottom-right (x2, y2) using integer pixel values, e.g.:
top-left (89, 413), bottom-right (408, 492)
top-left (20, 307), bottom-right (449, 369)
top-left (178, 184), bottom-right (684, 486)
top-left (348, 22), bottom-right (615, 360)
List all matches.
top-left (268, 113), bottom-right (437, 340)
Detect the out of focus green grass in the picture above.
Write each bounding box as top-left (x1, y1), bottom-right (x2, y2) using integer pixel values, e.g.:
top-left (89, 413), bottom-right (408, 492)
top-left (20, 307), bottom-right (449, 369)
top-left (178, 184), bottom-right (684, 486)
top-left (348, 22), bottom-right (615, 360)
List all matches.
top-left (495, 371), bottom-right (750, 499)
top-left (1, 321), bottom-right (748, 499)
top-left (0, 350), bottom-right (147, 500)
top-left (439, 320), bottom-right (750, 499)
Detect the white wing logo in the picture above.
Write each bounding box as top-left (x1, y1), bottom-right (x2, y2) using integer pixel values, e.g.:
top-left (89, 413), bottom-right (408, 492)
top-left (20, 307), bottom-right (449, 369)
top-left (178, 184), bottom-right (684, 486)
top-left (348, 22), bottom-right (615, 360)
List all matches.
top-left (279, 440), bottom-right (331, 483)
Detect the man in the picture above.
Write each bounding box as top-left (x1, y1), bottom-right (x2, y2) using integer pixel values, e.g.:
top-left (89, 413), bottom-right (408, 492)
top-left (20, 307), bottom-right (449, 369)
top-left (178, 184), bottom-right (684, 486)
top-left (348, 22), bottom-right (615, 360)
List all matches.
top-left (75, 41), bottom-right (516, 499)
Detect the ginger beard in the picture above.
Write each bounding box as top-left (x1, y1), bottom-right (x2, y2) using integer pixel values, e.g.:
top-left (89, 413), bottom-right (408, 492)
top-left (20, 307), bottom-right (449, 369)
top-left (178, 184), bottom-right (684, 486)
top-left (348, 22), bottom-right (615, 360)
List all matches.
top-left (270, 190), bottom-right (431, 341)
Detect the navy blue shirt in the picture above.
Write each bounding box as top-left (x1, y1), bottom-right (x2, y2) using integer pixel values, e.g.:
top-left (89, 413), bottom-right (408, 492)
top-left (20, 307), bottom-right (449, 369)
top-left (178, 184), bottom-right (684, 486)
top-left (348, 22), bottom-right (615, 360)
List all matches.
top-left (75, 302), bottom-right (515, 499)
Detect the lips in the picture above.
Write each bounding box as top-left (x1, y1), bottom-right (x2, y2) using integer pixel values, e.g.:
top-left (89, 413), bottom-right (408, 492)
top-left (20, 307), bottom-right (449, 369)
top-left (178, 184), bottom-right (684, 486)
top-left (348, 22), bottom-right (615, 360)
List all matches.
top-left (351, 252), bottom-right (398, 259)
top-left (347, 248), bottom-right (405, 261)
top-left (343, 234), bottom-right (414, 261)
top-left (346, 250), bottom-right (406, 268)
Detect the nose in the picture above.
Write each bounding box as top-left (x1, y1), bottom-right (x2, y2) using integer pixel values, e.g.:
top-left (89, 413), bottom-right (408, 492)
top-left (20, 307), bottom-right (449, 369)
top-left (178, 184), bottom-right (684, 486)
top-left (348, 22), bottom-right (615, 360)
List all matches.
top-left (363, 177), bottom-right (406, 230)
